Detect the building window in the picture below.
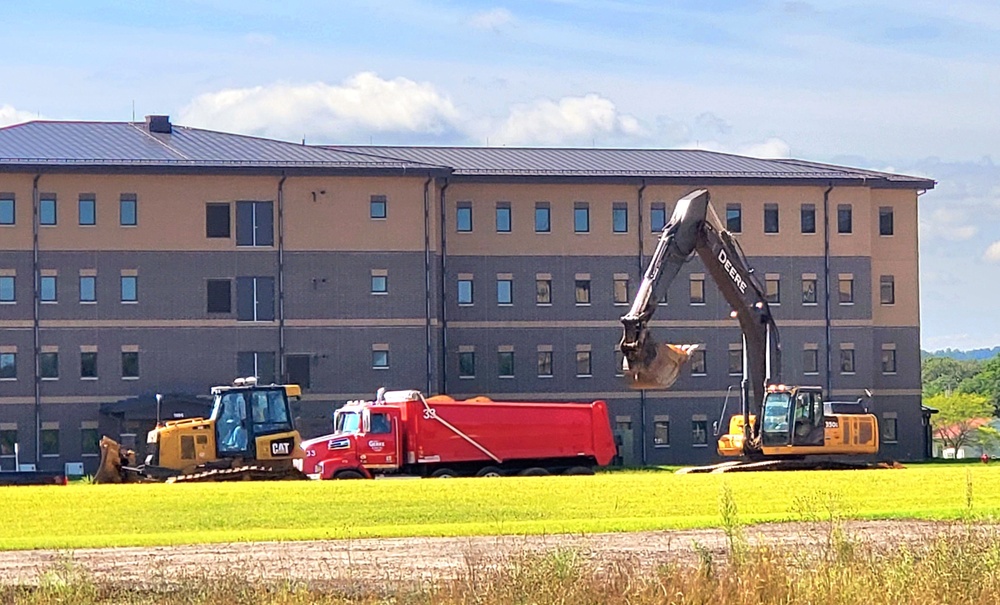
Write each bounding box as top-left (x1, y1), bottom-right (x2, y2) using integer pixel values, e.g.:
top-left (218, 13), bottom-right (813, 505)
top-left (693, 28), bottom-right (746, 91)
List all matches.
top-left (236, 201), bottom-right (274, 246)
top-left (840, 347), bottom-right (855, 374)
top-left (882, 348), bottom-right (897, 374)
top-left (498, 351), bottom-right (514, 378)
top-left (206, 203), bottom-right (231, 238)
top-left (40, 276), bottom-right (57, 302)
top-left (690, 349), bottom-right (706, 375)
top-left (456, 202), bottom-right (472, 232)
top-left (372, 349), bottom-right (389, 370)
top-left (613, 276), bottom-right (630, 305)
top-left (0, 352), bottom-right (15, 380)
top-left (839, 276), bottom-right (854, 304)
top-left (40, 196), bottom-right (57, 225)
top-left (207, 279), bottom-right (232, 313)
top-left (536, 278), bottom-right (551, 305)
top-left (650, 202), bottom-right (666, 232)
top-left (371, 274), bottom-right (388, 295)
top-left (79, 195), bottom-right (96, 226)
top-left (40, 428), bottom-right (60, 457)
top-left (837, 204), bottom-right (852, 234)
top-left (121, 351), bottom-right (140, 379)
top-left (496, 203), bottom-right (511, 233)
top-left (882, 415), bottom-right (898, 443)
top-left (0, 276), bottom-right (12, 303)
top-left (653, 420), bottom-right (670, 447)
top-left (285, 354), bottom-right (311, 389)
top-left (497, 278), bottom-right (512, 305)
top-left (801, 204), bottom-right (816, 234)
top-left (765, 276), bottom-right (780, 304)
top-left (726, 204), bottom-right (742, 233)
top-left (615, 350), bottom-right (625, 377)
top-left (802, 277), bottom-right (817, 305)
top-left (79, 275), bottom-right (96, 303)
top-left (803, 348), bottom-right (819, 375)
top-left (574, 203), bottom-right (590, 233)
top-left (764, 203), bottom-right (779, 234)
top-left (692, 420), bottom-right (708, 445)
top-left (576, 350), bottom-right (592, 377)
top-left (728, 347), bottom-right (742, 375)
top-left (457, 279), bottom-right (474, 306)
top-left (370, 195), bottom-right (387, 219)
top-left (236, 276), bottom-right (275, 321)
top-left (612, 203), bottom-right (628, 233)
top-left (879, 207), bottom-right (894, 236)
top-left (690, 275), bottom-right (705, 304)
top-left (575, 279), bottom-right (591, 305)
top-left (121, 275), bottom-right (138, 303)
top-left (81, 427), bottom-right (100, 456)
top-left (80, 351), bottom-right (98, 379)
top-left (0, 196), bottom-right (13, 225)
top-left (537, 350), bottom-right (553, 377)
top-left (120, 194), bottom-right (137, 226)
top-left (237, 351), bottom-right (275, 383)
top-left (0, 429), bottom-right (16, 456)
top-left (40, 352), bottom-right (59, 379)
top-left (458, 351), bottom-right (476, 378)
top-left (880, 275), bottom-right (895, 305)
top-left (535, 203), bottom-right (550, 233)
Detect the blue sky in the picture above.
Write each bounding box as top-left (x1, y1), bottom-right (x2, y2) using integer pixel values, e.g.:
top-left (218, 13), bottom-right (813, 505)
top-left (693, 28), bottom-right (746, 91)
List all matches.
top-left (2, 0), bottom-right (999, 349)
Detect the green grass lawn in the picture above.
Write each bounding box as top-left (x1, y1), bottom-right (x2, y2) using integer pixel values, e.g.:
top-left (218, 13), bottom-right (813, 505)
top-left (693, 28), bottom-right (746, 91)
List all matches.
top-left (2, 464), bottom-right (999, 551)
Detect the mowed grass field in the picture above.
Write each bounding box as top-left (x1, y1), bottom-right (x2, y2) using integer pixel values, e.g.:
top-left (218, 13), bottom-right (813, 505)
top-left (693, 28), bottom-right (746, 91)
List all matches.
top-left (2, 464), bottom-right (1000, 551)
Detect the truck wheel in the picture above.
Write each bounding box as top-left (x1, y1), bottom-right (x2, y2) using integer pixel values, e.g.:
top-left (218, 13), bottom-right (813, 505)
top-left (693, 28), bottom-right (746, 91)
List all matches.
top-left (335, 470), bottom-right (365, 480)
top-left (564, 466), bottom-right (595, 476)
top-left (519, 467), bottom-right (550, 477)
top-left (476, 466), bottom-right (503, 477)
top-left (431, 468), bottom-right (459, 478)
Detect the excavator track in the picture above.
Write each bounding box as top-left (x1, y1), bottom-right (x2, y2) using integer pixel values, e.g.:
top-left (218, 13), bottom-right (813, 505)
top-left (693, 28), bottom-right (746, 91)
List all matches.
top-left (676, 459), bottom-right (902, 474)
top-left (165, 464), bottom-right (309, 483)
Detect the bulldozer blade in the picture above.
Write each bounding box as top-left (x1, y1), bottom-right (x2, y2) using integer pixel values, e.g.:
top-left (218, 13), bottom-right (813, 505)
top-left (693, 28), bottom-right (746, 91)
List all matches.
top-left (93, 436), bottom-right (137, 484)
top-left (623, 343), bottom-right (697, 390)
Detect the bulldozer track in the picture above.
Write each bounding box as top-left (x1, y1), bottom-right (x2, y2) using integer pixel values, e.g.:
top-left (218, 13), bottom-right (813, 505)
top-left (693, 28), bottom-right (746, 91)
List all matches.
top-left (165, 465), bottom-right (309, 483)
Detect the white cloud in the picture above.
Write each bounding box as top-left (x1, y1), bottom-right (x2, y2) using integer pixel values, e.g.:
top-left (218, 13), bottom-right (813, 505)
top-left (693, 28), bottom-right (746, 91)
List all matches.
top-left (984, 241), bottom-right (1000, 263)
top-left (489, 94), bottom-right (645, 146)
top-left (467, 8), bottom-right (514, 31)
top-left (919, 206), bottom-right (978, 242)
top-left (738, 137), bottom-right (791, 159)
top-left (178, 72), bottom-right (463, 143)
top-left (0, 104), bottom-right (36, 127)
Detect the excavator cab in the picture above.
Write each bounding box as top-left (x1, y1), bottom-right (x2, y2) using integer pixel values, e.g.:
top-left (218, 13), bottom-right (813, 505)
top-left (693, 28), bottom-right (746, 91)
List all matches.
top-left (760, 386), bottom-right (824, 448)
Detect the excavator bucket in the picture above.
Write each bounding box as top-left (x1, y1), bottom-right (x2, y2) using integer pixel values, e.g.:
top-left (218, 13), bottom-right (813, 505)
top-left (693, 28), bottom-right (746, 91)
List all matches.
top-left (93, 436), bottom-right (138, 484)
top-left (623, 343), bottom-right (698, 390)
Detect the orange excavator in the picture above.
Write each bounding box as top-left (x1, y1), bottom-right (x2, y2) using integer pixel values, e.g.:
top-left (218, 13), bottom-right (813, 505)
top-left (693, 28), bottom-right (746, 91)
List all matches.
top-left (619, 189), bottom-right (879, 469)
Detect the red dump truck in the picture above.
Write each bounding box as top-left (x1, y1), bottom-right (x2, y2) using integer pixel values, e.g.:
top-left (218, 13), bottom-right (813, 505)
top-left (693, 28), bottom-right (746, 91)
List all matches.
top-left (298, 389), bottom-right (617, 479)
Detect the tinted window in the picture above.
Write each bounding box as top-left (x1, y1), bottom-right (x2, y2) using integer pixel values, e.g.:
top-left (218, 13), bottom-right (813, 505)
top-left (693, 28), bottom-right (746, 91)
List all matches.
top-left (120, 195), bottom-right (137, 226)
top-left (206, 203), bottom-right (231, 238)
top-left (801, 204), bottom-right (816, 234)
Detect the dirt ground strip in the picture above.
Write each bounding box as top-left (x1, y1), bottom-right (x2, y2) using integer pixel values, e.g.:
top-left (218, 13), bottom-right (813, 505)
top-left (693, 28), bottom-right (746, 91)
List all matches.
top-left (0, 520), bottom-right (967, 588)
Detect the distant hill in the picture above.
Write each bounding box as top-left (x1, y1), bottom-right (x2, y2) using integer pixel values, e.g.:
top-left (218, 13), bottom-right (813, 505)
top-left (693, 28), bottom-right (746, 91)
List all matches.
top-left (922, 347), bottom-right (1000, 361)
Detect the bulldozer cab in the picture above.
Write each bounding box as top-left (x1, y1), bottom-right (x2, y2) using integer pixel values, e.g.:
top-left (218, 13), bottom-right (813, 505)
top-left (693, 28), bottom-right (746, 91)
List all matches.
top-left (212, 384), bottom-right (295, 458)
top-left (759, 386), bottom-right (824, 448)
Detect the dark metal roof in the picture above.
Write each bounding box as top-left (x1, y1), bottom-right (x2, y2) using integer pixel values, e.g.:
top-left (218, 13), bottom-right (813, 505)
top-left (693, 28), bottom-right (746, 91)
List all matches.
top-left (0, 121), bottom-right (444, 171)
top-left (334, 145), bottom-right (935, 188)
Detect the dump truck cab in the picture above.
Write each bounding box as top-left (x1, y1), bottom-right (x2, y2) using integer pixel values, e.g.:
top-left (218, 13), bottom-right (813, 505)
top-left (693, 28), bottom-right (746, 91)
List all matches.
top-left (300, 397), bottom-right (404, 479)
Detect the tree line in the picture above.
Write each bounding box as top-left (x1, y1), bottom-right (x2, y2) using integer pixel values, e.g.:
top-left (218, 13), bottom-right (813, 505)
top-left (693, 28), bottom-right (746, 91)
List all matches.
top-left (922, 353), bottom-right (1000, 456)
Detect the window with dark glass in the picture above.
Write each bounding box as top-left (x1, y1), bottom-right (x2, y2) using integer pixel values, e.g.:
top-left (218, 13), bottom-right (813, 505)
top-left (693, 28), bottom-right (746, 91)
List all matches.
top-left (882, 416), bottom-right (898, 443)
top-left (0, 196), bottom-right (13, 225)
top-left (839, 277), bottom-right (854, 304)
top-left (372, 350), bottom-right (389, 369)
top-left (80, 352), bottom-right (98, 379)
top-left (650, 202), bottom-right (666, 232)
top-left (120, 194), bottom-right (137, 226)
top-left (690, 349), bottom-right (706, 375)
top-left (459, 351), bottom-right (476, 378)
top-left (765, 277), bottom-right (780, 304)
top-left (690, 276), bottom-right (705, 304)
top-left (728, 348), bottom-right (742, 375)
top-left (207, 279), bottom-right (232, 313)
top-left (0, 353), bottom-right (15, 380)
top-left (840, 349), bottom-right (855, 374)
top-left (574, 203), bottom-right (590, 233)
top-left (882, 349), bottom-right (897, 374)
top-left (456, 202), bottom-right (472, 232)
top-left (496, 203), bottom-right (511, 233)
top-left (654, 420), bottom-right (670, 447)
top-left (803, 349), bottom-right (818, 374)
top-left (726, 204), bottom-right (742, 232)
top-left (613, 277), bottom-right (629, 304)
top-left (236, 276), bottom-right (275, 321)
top-left (236, 201), bottom-right (274, 246)
top-left (121, 351), bottom-right (140, 379)
top-left (40, 196), bottom-right (57, 225)
top-left (370, 195), bottom-right (387, 219)
top-left (575, 279), bottom-right (591, 305)
top-left (576, 351), bottom-right (592, 376)
top-left (498, 351), bottom-right (514, 377)
top-left (801, 204), bottom-right (816, 234)
top-left (0, 429), bottom-right (15, 455)
top-left (534, 203), bottom-right (550, 233)
top-left (880, 275), bottom-right (895, 305)
top-left (612, 203), bottom-right (628, 233)
top-left (764, 204), bottom-right (779, 234)
top-left (40, 352), bottom-right (59, 379)
top-left (79, 195), bottom-right (96, 226)
top-left (879, 207), bottom-right (894, 236)
top-left (206, 203), bottom-right (231, 238)
top-left (82, 427), bottom-right (100, 456)
top-left (615, 350), bottom-right (625, 377)
top-left (802, 278), bottom-right (817, 304)
top-left (537, 351), bottom-right (553, 377)
top-left (40, 428), bottom-right (59, 456)
top-left (285, 354), bottom-right (311, 389)
top-left (838, 204), bottom-right (852, 234)
top-left (237, 351), bottom-right (276, 383)
top-left (536, 279), bottom-right (551, 305)
top-left (692, 420), bottom-right (708, 445)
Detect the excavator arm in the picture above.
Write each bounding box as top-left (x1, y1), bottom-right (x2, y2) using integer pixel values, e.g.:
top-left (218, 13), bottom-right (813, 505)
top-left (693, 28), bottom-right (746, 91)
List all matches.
top-left (619, 189), bottom-right (780, 422)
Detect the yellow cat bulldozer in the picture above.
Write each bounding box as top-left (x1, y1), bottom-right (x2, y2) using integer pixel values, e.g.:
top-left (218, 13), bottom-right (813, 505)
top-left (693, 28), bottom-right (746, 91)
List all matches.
top-left (95, 378), bottom-right (307, 483)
